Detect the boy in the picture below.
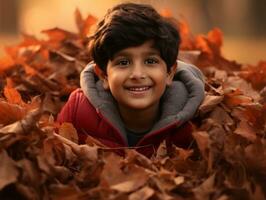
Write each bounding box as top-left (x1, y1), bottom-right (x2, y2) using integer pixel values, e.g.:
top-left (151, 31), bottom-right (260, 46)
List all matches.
top-left (57, 3), bottom-right (205, 157)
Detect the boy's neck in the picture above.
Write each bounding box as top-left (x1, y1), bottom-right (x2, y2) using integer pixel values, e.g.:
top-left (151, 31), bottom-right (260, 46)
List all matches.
top-left (118, 103), bottom-right (160, 134)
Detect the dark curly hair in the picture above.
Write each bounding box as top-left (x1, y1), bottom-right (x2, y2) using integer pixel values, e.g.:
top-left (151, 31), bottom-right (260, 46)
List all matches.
top-left (89, 3), bottom-right (181, 72)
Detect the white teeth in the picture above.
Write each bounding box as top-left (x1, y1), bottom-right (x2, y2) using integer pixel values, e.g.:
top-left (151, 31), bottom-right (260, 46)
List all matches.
top-left (128, 87), bottom-right (150, 91)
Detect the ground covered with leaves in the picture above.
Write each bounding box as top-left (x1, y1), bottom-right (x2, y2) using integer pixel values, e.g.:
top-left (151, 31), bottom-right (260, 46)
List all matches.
top-left (0, 10), bottom-right (266, 200)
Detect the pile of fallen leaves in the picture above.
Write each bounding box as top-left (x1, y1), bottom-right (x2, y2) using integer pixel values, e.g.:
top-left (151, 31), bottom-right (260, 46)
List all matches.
top-left (0, 10), bottom-right (266, 200)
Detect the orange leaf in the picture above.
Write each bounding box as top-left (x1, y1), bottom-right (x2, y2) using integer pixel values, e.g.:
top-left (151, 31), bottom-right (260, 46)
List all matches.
top-left (224, 94), bottom-right (252, 107)
top-left (42, 28), bottom-right (76, 42)
top-left (0, 100), bottom-right (27, 125)
top-left (223, 88), bottom-right (253, 107)
top-left (0, 55), bottom-right (14, 72)
top-left (4, 78), bottom-right (25, 105)
top-left (24, 64), bottom-right (38, 76)
top-left (75, 8), bottom-right (84, 34)
top-left (178, 19), bottom-right (196, 50)
top-left (82, 15), bottom-right (97, 37)
top-left (195, 36), bottom-right (212, 56)
top-left (5, 34), bottom-right (42, 60)
top-left (207, 28), bottom-right (223, 49)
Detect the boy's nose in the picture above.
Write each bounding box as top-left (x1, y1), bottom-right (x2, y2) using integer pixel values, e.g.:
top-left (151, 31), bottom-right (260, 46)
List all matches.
top-left (129, 64), bottom-right (146, 79)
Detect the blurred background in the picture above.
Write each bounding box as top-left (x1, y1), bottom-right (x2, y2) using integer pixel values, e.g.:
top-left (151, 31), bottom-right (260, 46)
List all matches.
top-left (0, 0), bottom-right (265, 65)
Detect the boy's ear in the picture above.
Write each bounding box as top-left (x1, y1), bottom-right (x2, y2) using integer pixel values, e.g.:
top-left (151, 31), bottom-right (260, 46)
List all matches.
top-left (94, 64), bottom-right (109, 90)
top-left (166, 61), bottom-right (178, 86)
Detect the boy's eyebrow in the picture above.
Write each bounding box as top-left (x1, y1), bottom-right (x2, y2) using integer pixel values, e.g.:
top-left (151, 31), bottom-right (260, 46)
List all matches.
top-left (113, 50), bottom-right (160, 58)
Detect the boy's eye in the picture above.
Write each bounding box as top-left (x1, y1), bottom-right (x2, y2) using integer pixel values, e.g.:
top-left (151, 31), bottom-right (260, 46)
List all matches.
top-left (145, 58), bottom-right (159, 65)
top-left (116, 59), bottom-right (130, 66)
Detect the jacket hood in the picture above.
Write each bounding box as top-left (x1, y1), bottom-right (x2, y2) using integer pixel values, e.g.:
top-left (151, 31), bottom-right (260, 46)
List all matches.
top-left (80, 61), bottom-right (205, 142)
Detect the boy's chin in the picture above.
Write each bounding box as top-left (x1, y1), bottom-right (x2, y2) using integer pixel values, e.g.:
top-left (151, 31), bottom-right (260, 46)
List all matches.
top-left (120, 101), bottom-right (159, 112)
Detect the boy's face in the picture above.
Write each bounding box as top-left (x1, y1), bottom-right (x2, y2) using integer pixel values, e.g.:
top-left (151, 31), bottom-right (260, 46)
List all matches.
top-left (101, 41), bottom-right (176, 113)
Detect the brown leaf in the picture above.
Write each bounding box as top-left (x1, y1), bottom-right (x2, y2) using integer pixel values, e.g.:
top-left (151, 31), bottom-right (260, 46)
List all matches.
top-left (193, 174), bottom-right (216, 200)
top-left (239, 61), bottom-right (266, 90)
top-left (17, 159), bottom-right (42, 186)
top-left (174, 176), bottom-right (185, 185)
top-left (170, 145), bottom-right (194, 161)
top-left (73, 144), bottom-right (98, 161)
top-left (58, 122), bottom-right (79, 144)
top-left (151, 168), bottom-right (177, 192)
top-left (101, 154), bottom-right (149, 193)
top-left (84, 133), bottom-right (107, 147)
top-left (250, 184), bottom-right (266, 200)
top-left (49, 184), bottom-right (82, 200)
top-left (110, 180), bottom-right (143, 193)
top-left (224, 162), bottom-right (248, 188)
top-left (234, 120), bottom-right (257, 142)
top-left (244, 140), bottom-right (266, 181)
top-left (15, 183), bottom-right (39, 200)
top-left (125, 149), bottom-right (155, 171)
top-left (193, 131), bottom-right (210, 161)
top-left (199, 95), bottom-right (224, 115)
top-left (0, 107), bottom-right (41, 134)
top-left (226, 76), bottom-right (260, 102)
top-left (224, 88), bottom-right (253, 107)
top-left (0, 150), bottom-right (19, 190)
top-left (259, 86), bottom-right (266, 104)
top-left (155, 140), bottom-right (168, 159)
top-left (209, 106), bottom-right (234, 127)
top-left (129, 186), bottom-right (154, 200)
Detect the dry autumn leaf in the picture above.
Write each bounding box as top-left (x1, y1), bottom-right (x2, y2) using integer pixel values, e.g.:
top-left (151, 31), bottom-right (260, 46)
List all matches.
top-left (129, 186), bottom-right (154, 200)
top-left (0, 150), bottom-right (19, 190)
top-left (0, 101), bottom-right (27, 126)
top-left (58, 122), bottom-right (79, 144)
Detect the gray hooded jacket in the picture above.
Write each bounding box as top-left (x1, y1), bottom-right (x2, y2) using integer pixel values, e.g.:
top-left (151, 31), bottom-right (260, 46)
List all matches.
top-left (79, 60), bottom-right (205, 146)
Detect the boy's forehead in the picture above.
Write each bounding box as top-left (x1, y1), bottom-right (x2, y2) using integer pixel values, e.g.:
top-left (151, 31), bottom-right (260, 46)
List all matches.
top-left (113, 41), bottom-right (160, 57)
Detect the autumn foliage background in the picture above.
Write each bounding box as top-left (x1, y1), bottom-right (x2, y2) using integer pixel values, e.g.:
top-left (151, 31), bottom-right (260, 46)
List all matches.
top-left (0, 9), bottom-right (266, 200)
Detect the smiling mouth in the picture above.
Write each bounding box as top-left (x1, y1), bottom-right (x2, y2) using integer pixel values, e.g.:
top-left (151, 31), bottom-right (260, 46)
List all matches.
top-left (127, 86), bottom-right (151, 92)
